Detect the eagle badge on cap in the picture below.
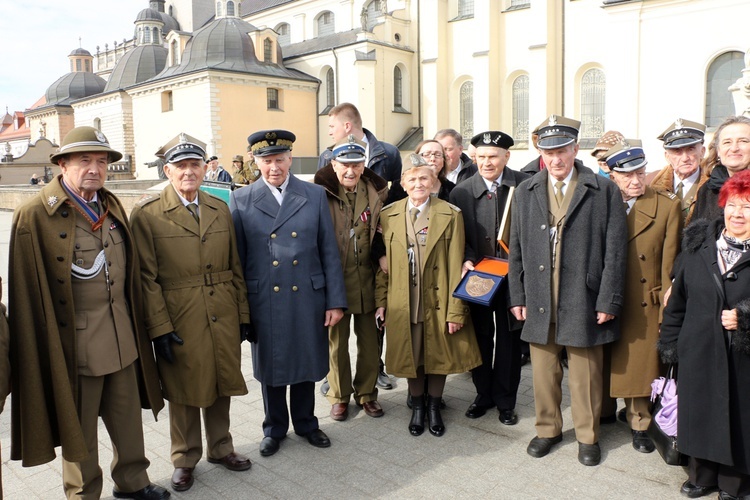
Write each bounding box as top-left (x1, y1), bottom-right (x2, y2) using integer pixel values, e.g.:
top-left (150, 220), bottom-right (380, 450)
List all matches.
top-left (483, 133), bottom-right (492, 144)
top-left (618, 137), bottom-right (631, 148)
top-left (266, 132), bottom-right (277, 140)
top-left (94, 130), bottom-right (107, 143)
top-left (548, 115), bottom-right (558, 126)
top-left (675, 118), bottom-right (684, 129)
top-left (47, 196), bottom-right (58, 207)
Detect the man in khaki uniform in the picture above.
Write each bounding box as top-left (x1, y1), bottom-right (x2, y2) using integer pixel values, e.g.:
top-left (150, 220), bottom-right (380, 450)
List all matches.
top-left (649, 119), bottom-right (708, 225)
top-left (131, 134), bottom-right (253, 492)
top-left (8, 126), bottom-right (167, 499)
top-left (602, 139), bottom-right (682, 454)
top-left (231, 154), bottom-right (255, 185)
top-left (314, 136), bottom-right (388, 421)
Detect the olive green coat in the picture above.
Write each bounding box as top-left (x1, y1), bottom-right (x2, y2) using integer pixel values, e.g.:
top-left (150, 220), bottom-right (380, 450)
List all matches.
top-left (131, 186), bottom-right (250, 407)
top-left (375, 198), bottom-right (481, 377)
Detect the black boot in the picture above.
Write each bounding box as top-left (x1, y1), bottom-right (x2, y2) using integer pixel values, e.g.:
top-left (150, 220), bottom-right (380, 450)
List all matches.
top-left (427, 395), bottom-right (445, 436)
top-left (409, 394), bottom-right (425, 436)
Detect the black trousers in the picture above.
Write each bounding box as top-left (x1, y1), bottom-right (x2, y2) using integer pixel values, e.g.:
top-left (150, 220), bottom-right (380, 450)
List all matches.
top-left (261, 382), bottom-right (318, 439)
top-left (690, 456), bottom-right (750, 497)
top-left (469, 298), bottom-right (522, 410)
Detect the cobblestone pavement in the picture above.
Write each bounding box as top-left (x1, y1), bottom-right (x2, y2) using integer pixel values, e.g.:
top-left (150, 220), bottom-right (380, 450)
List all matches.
top-left (0, 211), bottom-right (688, 499)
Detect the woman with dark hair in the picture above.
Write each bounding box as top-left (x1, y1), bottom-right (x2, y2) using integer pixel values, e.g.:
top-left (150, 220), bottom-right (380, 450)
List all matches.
top-left (660, 169), bottom-right (750, 499)
top-left (692, 115), bottom-right (750, 221)
top-left (414, 140), bottom-right (455, 200)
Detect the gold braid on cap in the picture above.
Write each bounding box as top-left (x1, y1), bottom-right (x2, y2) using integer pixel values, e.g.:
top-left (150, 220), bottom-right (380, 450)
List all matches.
top-left (252, 139), bottom-right (294, 153)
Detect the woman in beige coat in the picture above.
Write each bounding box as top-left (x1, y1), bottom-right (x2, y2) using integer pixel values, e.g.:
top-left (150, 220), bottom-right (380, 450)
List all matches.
top-left (375, 164), bottom-right (481, 437)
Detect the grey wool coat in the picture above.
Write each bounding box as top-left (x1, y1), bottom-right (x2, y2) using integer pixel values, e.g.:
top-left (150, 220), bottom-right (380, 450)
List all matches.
top-left (508, 162), bottom-right (628, 347)
top-left (230, 175), bottom-right (347, 386)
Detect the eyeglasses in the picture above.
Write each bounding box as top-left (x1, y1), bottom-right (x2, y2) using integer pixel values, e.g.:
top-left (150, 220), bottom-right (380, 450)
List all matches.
top-left (725, 202), bottom-right (750, 215)
top-left (420, 152), bottom-right (444, 159)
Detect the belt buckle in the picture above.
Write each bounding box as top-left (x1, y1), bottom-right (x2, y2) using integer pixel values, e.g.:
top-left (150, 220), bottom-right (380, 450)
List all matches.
top-left (204, 273), bottom-right (213, 286)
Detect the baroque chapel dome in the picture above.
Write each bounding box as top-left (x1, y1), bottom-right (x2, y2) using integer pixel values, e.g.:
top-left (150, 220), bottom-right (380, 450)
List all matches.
top-left (45, 72), bottom-right (106, 106)
top-left (104, 45), bottom-right (168, 92)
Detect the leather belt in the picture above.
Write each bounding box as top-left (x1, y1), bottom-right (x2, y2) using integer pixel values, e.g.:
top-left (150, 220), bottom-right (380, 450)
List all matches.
top-left (158, 270), bottom-right (234, 290)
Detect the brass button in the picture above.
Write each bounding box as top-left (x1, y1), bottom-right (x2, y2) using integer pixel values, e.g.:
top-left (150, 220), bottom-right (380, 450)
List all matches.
top-left (271, 233), bottom-right (277, 239)
top-left (273, 286), bottom-right (280, 292)
top-left (273, 260), bottom-right (279, 267)
top-left (292, 286), bottom-right (298, 292)
top-left (293, 260), bottom-right (299, 266)
top-left (291, 232), bottom-right (298, 238)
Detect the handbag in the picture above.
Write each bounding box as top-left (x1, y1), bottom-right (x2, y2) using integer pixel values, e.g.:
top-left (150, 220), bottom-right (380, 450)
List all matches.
top-left (647, 364), bottom-right (687, 466)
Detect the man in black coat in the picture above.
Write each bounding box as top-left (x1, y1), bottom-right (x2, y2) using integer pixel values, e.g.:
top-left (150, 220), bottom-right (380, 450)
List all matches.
top-left (450, 131), bottom-right (529, 425)
top-left (435, 128), bottom-right (477, 185)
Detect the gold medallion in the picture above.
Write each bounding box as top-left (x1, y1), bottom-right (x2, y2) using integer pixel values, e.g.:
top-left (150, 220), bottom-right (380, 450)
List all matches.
top-left (465, 275), bottom-right (494, 297)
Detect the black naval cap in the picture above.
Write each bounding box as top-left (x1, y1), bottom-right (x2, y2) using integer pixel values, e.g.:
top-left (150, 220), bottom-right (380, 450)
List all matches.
top-left (247, 130), bottom-right (296, 157)
top-left (470, 131), bottom-right (514, 150)
top-left (156, 133), bottom-right (207, 164)
top-left (657, 118), bottom-right (706, 149)
top-left (533, 115), bottom-right (581, 150)
top-left (604, 139), bottom-right (648, 173)
top-left (208, 155), bottom-right (218, 162)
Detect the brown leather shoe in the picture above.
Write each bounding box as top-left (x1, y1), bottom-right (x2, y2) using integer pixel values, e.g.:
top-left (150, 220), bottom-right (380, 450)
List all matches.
top-left (171, 467), bottom-right (194, 492)
top-left (207, 452), bottom-right (252, 471)
top-left (361, 400), bottom-right (384, 417)
top-left (330, 402), bottom-right (349, 421)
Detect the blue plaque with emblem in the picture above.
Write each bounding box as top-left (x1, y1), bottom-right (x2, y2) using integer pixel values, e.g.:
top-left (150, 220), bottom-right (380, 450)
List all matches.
top-left (452, 257), bottom-right (508, 306)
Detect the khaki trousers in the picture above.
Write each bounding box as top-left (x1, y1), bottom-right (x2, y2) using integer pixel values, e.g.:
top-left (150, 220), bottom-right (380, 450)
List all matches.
top-left (169, 397), bottom-right (234, 468)
top-left (529, 326), bottom-right (603, 445)
top-left (621, 397), bottom-right (651, 431)
top-left (62, 363), bottom-right (150, 500)
top-left (326, 311), bottom-right (379, 405)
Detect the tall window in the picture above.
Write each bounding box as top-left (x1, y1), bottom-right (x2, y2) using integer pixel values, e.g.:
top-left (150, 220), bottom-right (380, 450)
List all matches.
top-left (276, 23), bottom-right (290, 46)
top-left (458, 0), bottom-right (474, 17)
top-left (317, 11), bottom-right (335, 37)
top-left (580, 68), bottom-right (606, 147)
top-left (326, 68), bottom-right (335, 110)
top-left (170, 40), bottom-right (179, 66)
top-left (706, 51), bottom-right (744, 128)
top-left (460, 81), bottom-right (474, 145)
top-left (264, 38), bottom-right (273, 62)
top-left (365, 0), bottom-right (384, 31)
top-left (512, 75), bottom-right (530, 147)
top-left (152, 27), bottom-right (159, 42)
top-left (85, 60), bottom-right (91, 72)
top-left (76, 59), bottom-right (82, 71)
top-left (216, 1), bottom-right (223, 17)
top-left (144, 28), bottom-right (151, 44)
top-left (394, 66), bottom-right (403, 109)
top-left (267, 88), bottom-right (280, 110)
top-left (162, 91), bottom-right (173, 112)
top-left (226, 0), bottom-right (235, 16)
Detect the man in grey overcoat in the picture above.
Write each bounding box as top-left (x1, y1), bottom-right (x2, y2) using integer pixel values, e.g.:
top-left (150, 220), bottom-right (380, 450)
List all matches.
top-left (230, 130), bottom-right (347, 458)
top-left (508, 115), bottom-right (627, 467)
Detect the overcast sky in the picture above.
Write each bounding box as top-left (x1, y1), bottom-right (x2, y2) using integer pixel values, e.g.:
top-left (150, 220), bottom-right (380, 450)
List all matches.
top-left (1, 0), bottom-right (145, 114)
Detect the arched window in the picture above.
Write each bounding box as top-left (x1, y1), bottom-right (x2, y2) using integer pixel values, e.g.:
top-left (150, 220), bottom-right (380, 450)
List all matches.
top-left (706, 51), bottom-right (744, 128)
top-left (85, 60), bottom-right (91, 72)
top-left (170, 40), bottom-right (179, 66)
top-left (580, 68), bottom-right (606, 146)
top-left (137, 27), bottom-right (143, 44)
top-left (152, 27), bottom-right (159, 42)
top-left (276, 23), bottom-right (290, 46)
top-left (144, 27), bottom-right (151, 44)
top-left (216, 1), bottom-right (223, 17)
top-left (394, 66), bottom-right (403, 109)
top-left (460, 81), bottom-right (474, 145)
top-left (512, 75), bottom-right (530, 147)
top-left (317, 11), bottom-right (335, 37)
top-left (365, 0), bottom-right (384, 31)
top-left (326, 68), bottom-right (335, 110)
top-left (263, 39), bottom-right (273, 62)
top-left (76, 59), bottom-right (82, 71)
top-left (226, 1), bottom-right (235, 16)
top-left (458, 0), bottom-right (474, 17)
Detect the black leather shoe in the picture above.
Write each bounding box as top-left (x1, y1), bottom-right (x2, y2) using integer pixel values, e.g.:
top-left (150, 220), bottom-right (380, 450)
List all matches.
top-left (631, 430), bottom-right (655, 453)
top-left (427, 396), bottom-right (445, 436)
top-left (578, 442), bottom-right (601, 466)
top-left (305, 429), bottom-right (331, 448)
top-left (113, 484), bottom-right (170, 499)
top-left (409, 395), bottom-right (425, 436)
top-left (498, 409), bottom-right (518, 426)
top-left (259, 436), bottom-right (280, 457)
top-left (520, 353), bottom-right (530, 366)
top-left (320, 379), bottom-right (330, 396)
top-left (718, 491), bottom-right (743, 500)
top-left (680, 481), bottom-right (719, 498)
top-left (600, 413), bottom-right (617, 425)
top-left (465, 403), bottom-right (491, 419)
top-left (376, 371), bottom-right (393, 390)
top-left (526, 435), bottom-right (562, 458)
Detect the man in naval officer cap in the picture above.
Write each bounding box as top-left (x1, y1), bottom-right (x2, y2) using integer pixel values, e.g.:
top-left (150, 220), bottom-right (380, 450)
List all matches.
top-left (231, 130), bottom-right (347, 457)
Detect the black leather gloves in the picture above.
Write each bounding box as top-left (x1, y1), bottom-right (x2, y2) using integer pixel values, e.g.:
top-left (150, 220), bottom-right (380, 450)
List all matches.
top-left (153, 332), bottom-right (184, 363)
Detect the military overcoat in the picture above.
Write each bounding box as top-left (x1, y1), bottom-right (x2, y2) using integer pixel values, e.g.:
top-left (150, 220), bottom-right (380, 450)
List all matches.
top-left (131, 186), bottom-right (250, 407)
top-left (230, 175), bottom-right (347, 386)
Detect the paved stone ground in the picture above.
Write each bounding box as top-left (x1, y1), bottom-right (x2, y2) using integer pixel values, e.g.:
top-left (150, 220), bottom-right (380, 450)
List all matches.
top-left (0, 211), bottom-right (689, 499)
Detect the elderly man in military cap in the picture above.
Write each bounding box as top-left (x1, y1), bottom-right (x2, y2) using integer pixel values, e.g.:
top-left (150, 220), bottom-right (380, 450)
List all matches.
top-left (231, 130), bottom-right (347, 457)
top-left (601, 139), bottom-right (682, 454)
top-left (449, 131), bottom-right (530, 425)
top-left (205, 156), bottom-right (231, 182)
top-left (590, 130), bottom-right (625, 178)
top-left (508, 115), bottom-right (627, 466)
top-left (130, 134), bottom-right (253, 492)
top-left (650, 118), bottom-right (708, 225)
top-left (231, 154), bottom-right (254, 185)
top-left (314, 135), bottom-right (389, 421)
top-left (8, 126), bottom-right (168, 499)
